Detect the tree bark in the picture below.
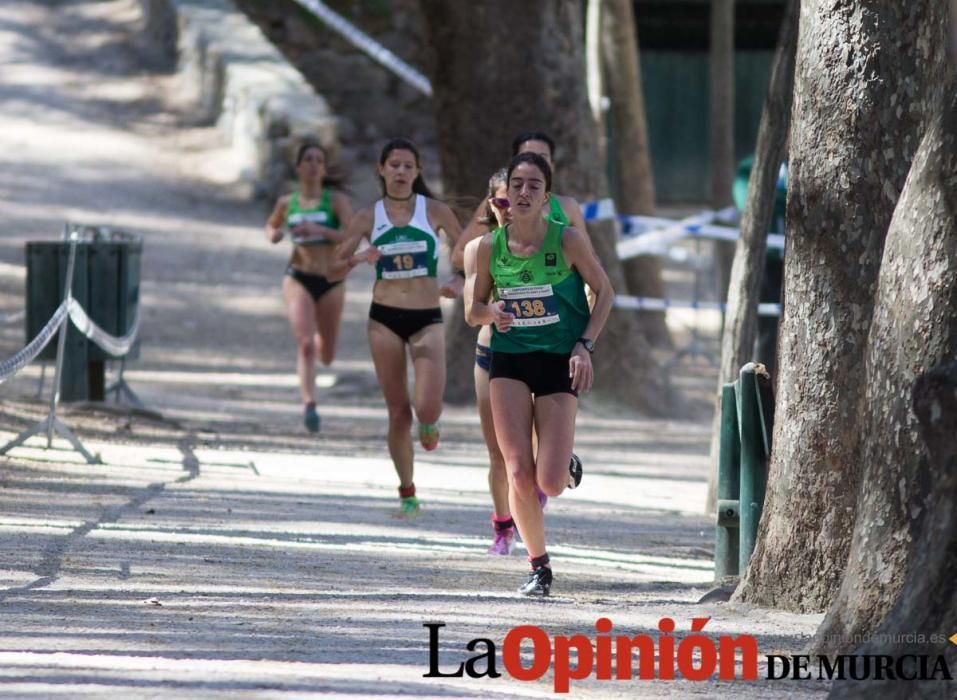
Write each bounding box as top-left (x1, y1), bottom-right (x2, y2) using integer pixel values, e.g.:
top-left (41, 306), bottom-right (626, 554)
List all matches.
top-left (705, 0), bottom-right (797, 514)
top-left (601, 0), bottom-right (670, 349)
top-left (735, 0), bottom-right (942, 612)
top-left (710, 0), bottom-right (736, 301)
top-left (830, 366), bottom-right (957, 699)
top-left (815, 60), bottom-right (957, 659)
top-left (420, 0), bottom-right (671, 412)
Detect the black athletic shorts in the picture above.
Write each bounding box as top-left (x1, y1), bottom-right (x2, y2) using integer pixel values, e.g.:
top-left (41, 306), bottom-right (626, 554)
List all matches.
top-left (475, 343), bottom-right (491, 372)
top-left (488, 350), bottom-right (577, 397)
top-left (369, 302), bottom-right (442, 342)
top-left (285, 266), bottom-right (341, 302)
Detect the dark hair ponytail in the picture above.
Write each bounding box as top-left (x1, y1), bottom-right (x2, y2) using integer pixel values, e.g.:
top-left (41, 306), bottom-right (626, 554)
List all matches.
top-left (378, 137), bottom-right (435, 199)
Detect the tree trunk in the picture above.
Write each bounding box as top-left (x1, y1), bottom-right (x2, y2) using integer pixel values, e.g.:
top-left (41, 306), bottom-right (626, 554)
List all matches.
top-left (734, 0), bottom-right (942, 612)
top-left (601, 0), bottom-right (670, 349)
top-left (814, 60), bottom-right (957, 658)
top-left (829, 364), bottom-right (957, 699)
top-left (420, 0), bottom-right (671, 412)
top-left (705, 0), bottom-right (797, 514)
top-left (710, 0), bottom-right (736, 300)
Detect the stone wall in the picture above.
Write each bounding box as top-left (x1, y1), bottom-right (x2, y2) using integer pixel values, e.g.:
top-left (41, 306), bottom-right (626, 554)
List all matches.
top-left (137, 0), bottom-right (340, 200)
top-left (231, 0), bottom-right (440, 203)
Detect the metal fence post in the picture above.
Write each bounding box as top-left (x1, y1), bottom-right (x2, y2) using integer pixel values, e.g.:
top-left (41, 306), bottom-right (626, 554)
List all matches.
top-left (46, 229), bottom-right (78, 446)
top-left (715, 381), bottom-right (741, 580)
top-left (736, 362), bottom-right (772, 573)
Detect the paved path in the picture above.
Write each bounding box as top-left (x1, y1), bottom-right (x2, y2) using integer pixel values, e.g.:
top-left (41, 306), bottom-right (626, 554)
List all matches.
top-left (0, 2), bottom-right (827, 697)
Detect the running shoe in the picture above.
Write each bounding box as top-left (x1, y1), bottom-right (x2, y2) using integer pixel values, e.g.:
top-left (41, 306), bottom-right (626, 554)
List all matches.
top-left (418, 422), bottom-right (440, 451)
top-left (397, 495), bottom-right (420, 519)
top-left (567, 453), bottom-right (583, 489)
top-left (303, 404), bottom-right (320, 433)
top-left (488, 526), bottom-right (516, 555)
top-left (518, 566), bottom-right (553, 597)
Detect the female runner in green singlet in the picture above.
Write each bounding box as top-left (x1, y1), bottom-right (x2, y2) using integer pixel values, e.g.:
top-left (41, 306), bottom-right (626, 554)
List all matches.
top-left (265, 141), bottom-right (354, 433)
top-left (330, 138), bottom-right (462, 518)
top-left (453, 132), bottom-right (596, 556)
top-left (467, 152), bottom-right (613, 596)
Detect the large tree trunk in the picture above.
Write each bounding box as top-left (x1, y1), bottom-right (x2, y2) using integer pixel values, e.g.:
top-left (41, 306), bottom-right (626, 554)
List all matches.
top-left (828, 364), bottom-right (957, 699)
top-left (815, 59), bottom-right (956, 658)
top-left (601, 0), bottom-right (670, 348)
top-left (420, 0), bottom-right (671, 412)
top-left (710, 0), bottom-right (736, 300)
top-left (705, 0), bottom-right (797, 514)
top-left (734, 0), bottom-right (941, 612)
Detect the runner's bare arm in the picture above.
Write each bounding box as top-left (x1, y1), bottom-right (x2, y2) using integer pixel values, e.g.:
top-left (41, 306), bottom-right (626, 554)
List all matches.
top-left (265, 195), bottom-right (291, 243)
top-left (450, 200), bottom-right (489, 272)
top-left (431, 199), bottom-right (466, 298)
top-left (466, 234), bottom-right (512, 331)
top-left (556, 194), bottom-right (599, 260)
top-left (327, 208), bottom-right (378, 281)
top-left (461, 236), bottom-right (483, 315)
top-left (557, 194), bottom-right (600, 309)
top-left (563, 226), bottom-right (613, 342)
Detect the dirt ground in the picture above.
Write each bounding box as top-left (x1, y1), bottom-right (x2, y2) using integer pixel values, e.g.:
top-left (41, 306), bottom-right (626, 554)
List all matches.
top-left (0, 1), bottom-right (831, 697)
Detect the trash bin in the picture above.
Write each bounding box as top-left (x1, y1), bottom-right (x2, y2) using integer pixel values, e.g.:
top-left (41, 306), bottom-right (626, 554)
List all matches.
top-left (25, 226), bottom-right (142, 402)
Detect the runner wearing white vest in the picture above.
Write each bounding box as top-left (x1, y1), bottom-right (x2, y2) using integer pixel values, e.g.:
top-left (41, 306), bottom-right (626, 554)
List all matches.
top-left (330, 138), bottom-right (462, 518)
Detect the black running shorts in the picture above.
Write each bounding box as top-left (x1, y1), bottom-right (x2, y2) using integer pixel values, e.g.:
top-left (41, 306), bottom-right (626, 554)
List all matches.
top-left (488, 350), bottom-right (577, 397)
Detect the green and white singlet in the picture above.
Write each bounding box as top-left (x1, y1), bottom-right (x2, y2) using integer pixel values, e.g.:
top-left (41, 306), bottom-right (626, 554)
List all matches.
top-left (489, 219), bottom-right (590, 355)
top-left (371, 195), bottom-right (440, 280)
top-left (285, 190), bottom-right (339, 245)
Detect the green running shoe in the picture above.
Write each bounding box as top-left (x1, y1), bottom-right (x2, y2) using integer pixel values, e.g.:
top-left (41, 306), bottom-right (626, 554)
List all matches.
top-left (418, 422), bottom-right (440, 451)
top-left (303, 404), bottom-right (320, 433)
top-left (398, 496), bottom-right (420, 519)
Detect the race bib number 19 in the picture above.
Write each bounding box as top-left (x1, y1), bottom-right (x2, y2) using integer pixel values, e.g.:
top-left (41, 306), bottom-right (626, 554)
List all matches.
top-left (378, 241), bottom-right (429, 279)
top-left (498, 284), bottom-right (560, 327)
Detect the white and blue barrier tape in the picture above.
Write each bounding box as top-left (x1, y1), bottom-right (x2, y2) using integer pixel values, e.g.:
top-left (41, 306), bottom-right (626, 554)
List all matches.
top-left (579, 200), bottom-right (785, 259)
top-left (291, 0), bottom-right (432, 97)
top-left (614, 294), bottom-right (781, 317)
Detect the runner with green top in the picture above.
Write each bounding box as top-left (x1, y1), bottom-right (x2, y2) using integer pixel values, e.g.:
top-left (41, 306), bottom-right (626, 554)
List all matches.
top-left (454, 132), bottom-right (597, 557)
top-left (467, 152), bottom-right (613, 596)
top-left (330, 138), bottom-right (462, 519)
top-left (265, 141), bottom-right (354, 434)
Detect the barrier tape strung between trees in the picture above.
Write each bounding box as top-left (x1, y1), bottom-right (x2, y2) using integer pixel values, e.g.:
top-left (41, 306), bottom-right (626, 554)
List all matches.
top-left (614, 295), bottom-right (781, 317)
top-left (579, 199), bottom-right (784, 317)
top-left (580, 198), bottom-right (785, 258)
top-left (291, 0), bottom-right (433, 97)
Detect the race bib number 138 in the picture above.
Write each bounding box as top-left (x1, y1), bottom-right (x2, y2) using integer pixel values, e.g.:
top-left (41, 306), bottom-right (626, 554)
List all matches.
top-left (498, 284), bottom-right (560, 327)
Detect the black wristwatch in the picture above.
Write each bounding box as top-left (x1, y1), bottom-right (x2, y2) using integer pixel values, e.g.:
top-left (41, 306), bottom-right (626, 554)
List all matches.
top-left (577, 337), bottom-right (595, 354)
